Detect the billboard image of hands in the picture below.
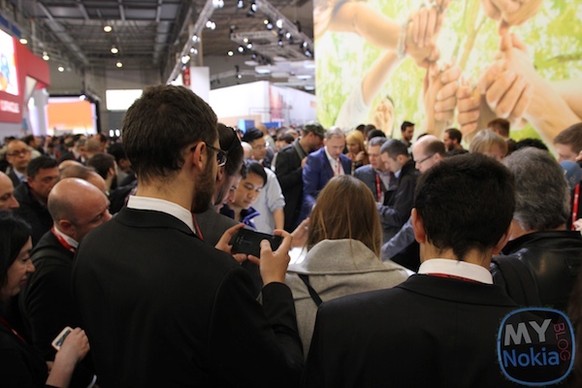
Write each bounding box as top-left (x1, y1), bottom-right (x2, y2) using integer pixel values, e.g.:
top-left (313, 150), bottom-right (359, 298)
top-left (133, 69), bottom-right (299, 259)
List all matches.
top-left (314, 0), bottom-right (582, 144)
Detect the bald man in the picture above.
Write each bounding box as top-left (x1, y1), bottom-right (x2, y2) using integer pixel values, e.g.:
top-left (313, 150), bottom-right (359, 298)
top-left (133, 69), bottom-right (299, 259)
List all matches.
top-left (0, 171), bottom-right (19, 211)
top-left (382, 136), bottom-right (447, 271)
top-left (19, 178), bottom-right (111, 384)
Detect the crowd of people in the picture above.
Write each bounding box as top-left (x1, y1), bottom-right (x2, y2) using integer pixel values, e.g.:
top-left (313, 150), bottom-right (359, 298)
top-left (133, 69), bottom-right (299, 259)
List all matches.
top-left (1, 85), bottom-right (582, 386)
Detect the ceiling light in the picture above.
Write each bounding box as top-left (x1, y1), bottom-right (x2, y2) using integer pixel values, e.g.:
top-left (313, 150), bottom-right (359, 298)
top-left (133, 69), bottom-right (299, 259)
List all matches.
top-left (181, 54), bottom-right (191, 64)
top-left (192, 35), bottom-right (199, 43)
top-left (104, 25), bottom-right (112, 33)
top-left (227, 50), bottom-right (234, 56)
top-left (116, 61), bottom-right (123, 68)
top-left (237, 46), bottom-right (244, 53)
top-left (212, 0), bottom-right (224, 8)
top-left (236, 74), bottom-right (242, 79)
top-left (111, 46), bottom-right (119, 54)
top-left (42, 52), bottom-right (50, 61)
top-left (243, 37), bottom-right (249, 43)
top-left (246, 42), bottom-right (253, 49)
top-left (191, 48), bottom-right (198, 55)
top-left (237, 0), bottom-right (244, 9)
top-left (205, 21), bottom-right (216, 30)
top-left (250, 2), bottom-right (257, 12)
top-left (304, 49), bottom-right (313, 57)
top-left (57, 66), bottom-right (64, 72)
top-left (276, 19), bottom-right (284, 29)
top-left (264, 19), bottom-right (269, 25)
top-left (266, 22), bottom-right (273, 30)
top-left (278, 39), bottom-right (283, 47)
top-left (19, 38), bottom-right (28, 45)
top-left (285, 32), bottom-right (292, 40)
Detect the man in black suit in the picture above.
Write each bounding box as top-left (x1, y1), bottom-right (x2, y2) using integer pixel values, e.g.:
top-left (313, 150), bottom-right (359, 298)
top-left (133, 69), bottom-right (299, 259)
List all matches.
top-left (377, 139), bottom-right (418, 243)
top-left (20, 178), bottom-right (110, 386)
top-left (5, 139), bottom-right (32, 188)
top-left (304, 154), bottom-right (518, 387)
top-left (275, 123), bottom-right (324, 232)
top-left (72, 85), bottom-right (303, 387)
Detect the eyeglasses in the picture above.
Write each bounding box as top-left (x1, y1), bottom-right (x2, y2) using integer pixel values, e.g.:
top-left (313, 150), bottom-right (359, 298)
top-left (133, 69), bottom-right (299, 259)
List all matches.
top-left (415, 154), bottom-right (434, 166)
top-left (206, 143), bottom-right (228, 167)
top-left (7, 148), bottom-right (31, 157)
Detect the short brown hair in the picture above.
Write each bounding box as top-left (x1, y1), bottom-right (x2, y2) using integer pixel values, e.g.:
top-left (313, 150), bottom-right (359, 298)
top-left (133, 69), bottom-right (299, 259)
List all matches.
top-left (307, 175), bottom-right (382, 257)
top-left (469, 130), bottom-right (508, 157)
top-left (554, 123), bottom-right (582, 154)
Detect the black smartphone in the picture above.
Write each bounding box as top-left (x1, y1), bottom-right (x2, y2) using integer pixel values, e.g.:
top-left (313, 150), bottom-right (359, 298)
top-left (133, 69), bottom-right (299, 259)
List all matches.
top-left (230, 228), bottom-right (283, 258)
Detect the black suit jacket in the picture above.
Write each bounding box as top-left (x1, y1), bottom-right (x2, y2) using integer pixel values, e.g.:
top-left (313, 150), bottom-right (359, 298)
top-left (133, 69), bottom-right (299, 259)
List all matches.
top-left (275, 141), bottom-right (307, 232)
top-left (13, 184), bottom-right (52, 246)
top-left (72, 207), bottom-right (303, 387)
top-left (378, 159), bottom-right (418, 243)
top-left (7, 169), bottom-right (22, 188)
top-left (304, 275), bottom-right (518, 387)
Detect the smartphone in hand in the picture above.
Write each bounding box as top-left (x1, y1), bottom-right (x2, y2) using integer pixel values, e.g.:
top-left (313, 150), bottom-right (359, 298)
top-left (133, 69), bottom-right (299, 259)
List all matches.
top-left (230, 229), bottom-right (283, 258)
top-left (51, 326), bottom-right (73, 350)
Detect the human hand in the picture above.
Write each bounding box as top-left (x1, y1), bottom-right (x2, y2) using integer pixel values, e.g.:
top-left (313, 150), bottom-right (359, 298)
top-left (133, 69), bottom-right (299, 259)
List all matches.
top-left (259, 229), bottom-right (292, 284)
top-left (423, 63), bottom-right (461, 135)
top-left (291, 218), bottom-right (310, 248)
top-left (574, 219), bottom-right (582, 233)
top-left (405, 6), bottom-right (442, 67)
top-left (481, 0), bottom-right (542, 26)
top-left (55, 328), bottom-right (90, 367)
top-left (456, 79), bottom-right (495, 137)
top-left (215, 223), bottom-right (252, 264)
top-left (478, 32), bottom-right (532, 122)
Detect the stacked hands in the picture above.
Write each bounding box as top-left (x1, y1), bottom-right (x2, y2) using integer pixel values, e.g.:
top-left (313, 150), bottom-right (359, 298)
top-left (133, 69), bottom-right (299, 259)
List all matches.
top-left (402, 0), bottom-right (538, 138)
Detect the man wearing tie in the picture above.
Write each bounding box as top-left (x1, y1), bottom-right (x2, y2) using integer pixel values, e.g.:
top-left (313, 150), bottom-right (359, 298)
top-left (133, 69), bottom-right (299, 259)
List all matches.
top-left (300, 127), bottom-right (351, 221)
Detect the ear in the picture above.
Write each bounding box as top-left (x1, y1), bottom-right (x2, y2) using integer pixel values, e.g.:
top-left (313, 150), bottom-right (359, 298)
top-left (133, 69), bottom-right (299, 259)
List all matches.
top-left (57, 219), bottom-right (74, 236)
top-left (190, 142), bottom-right (207, 171)
top-left (216, 165), bottom-right (225, 183)
top-left (411, 208), bottom-right (427, 244)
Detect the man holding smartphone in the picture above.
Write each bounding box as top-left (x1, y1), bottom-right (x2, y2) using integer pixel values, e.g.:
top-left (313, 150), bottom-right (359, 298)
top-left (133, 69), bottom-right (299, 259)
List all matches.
top-left (72, 86), bottom-right (302, 387)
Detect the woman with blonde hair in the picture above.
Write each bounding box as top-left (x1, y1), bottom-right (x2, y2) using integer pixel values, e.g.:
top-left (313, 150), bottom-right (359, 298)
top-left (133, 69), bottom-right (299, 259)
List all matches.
top-left (345, 130), bottom-right (369, 171)
top-left (286, 175), bottom-right (408, 355)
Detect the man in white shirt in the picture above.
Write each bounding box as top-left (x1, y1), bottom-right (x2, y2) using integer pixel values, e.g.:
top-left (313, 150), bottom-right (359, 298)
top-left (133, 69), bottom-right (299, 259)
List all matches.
top-left (304, 153), bottom-right (518, 387)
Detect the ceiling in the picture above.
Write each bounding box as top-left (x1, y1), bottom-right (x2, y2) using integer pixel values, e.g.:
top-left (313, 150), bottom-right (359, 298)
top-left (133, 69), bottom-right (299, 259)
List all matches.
top-left (4, 0), bottom-right (315, 89)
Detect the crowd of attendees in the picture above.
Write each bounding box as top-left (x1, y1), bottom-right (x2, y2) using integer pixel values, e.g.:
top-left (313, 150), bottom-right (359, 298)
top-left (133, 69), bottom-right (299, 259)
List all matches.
top-left (1, 85), bottom-right (582, 386)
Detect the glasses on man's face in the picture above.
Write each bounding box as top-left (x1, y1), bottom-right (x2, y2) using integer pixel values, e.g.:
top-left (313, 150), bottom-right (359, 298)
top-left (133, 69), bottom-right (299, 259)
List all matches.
top-left (205, 143), bottom-right (228, 167)
top-left (415, 154), bottom-right (434, 166)
top-left (7, 148), bottom-right (31, 157)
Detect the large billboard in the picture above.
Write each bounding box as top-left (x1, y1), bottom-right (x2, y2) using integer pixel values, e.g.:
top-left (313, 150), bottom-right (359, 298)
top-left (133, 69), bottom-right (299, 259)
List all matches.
top-left (314, 0), bottom-right (582, 144)
top-left (0, 28), bottom-right (21, 122)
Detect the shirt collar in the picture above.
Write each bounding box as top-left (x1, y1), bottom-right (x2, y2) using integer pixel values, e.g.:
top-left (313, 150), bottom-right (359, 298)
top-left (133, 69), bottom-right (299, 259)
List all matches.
top-left (394, 169), bottom-right (402, 179)
top-left (324, 146), bottom-right (337, 163)
top-left (53, 226), bottom-right (79, 248)
top-left (418, 258), bottom-right (493, 284)
top-left (127, 196), bottom-right (195, 233)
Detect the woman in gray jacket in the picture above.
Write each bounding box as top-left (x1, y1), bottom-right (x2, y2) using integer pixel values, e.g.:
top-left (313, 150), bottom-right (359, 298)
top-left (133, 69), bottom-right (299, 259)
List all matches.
top-left (286, 175), bottom-right (409, 355)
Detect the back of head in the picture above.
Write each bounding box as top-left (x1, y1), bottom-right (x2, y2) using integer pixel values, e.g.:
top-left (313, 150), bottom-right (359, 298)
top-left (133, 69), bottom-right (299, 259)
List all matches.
top-left (86, 137), bottom-right (102, 153)
top-left (0, 213), bottom-right (31, 288)
top-left (554, 122), bottom-right (582, 154)
top-left (504, 148), bottom-right (570, 231)
top-left (307, 175), bottom-right (382, 257)
top-left (27, 155), bottom-right (58, 178)
top-left (218, 123), bottom-right (243, 178)
top-left (48, 178), bottom-right (105, 224)
top-left (469, 129), bottom-right (508, 157)
top-left (122, 85), bottom-right (217, 183)
top-left (368, 136), bottom-right (387, 148)
top-left (240, 127), bottom-right (264, 144)
top-left (487, 118), bottom-right (510, 138)
top-left (445, 127), bottom-right (462, 143)
top-left (366, 129), bottom-right (386, 142)
top-left (325, 126), bottom-right (344, 140)
top-left (381, 139), bottom-right (408, 159)
top-left (87, 153), bottom-right (115, 179)
top-left (415, 153), bottom-right (515, 259)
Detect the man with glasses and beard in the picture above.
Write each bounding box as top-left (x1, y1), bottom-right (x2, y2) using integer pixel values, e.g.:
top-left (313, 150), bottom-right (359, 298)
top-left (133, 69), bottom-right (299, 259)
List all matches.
top-left (72, 86), bottom-right (303, 387)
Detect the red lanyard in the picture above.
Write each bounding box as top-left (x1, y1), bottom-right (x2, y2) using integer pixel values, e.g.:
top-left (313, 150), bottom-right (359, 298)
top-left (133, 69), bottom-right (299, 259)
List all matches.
top-left (426, 273), bottom-right (480, 284)
top-left (375, 174), bottom-right (382, 201)
top-left (0, 316), bottom-right (26, 344)
top-left (51, 228), bottom-right (76, 253)
top-left (192, 215), bottom-right (204, 241)
top-left (572, 183), bottom-right (580, 230)
top-left (336, 159), bottom-right (341, 176)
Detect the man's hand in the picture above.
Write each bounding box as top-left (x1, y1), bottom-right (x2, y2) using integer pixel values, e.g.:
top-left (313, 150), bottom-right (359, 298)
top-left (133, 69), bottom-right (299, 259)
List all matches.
top-left (259, 229), bottom-right (293, 285)
top-left (481, 0), bottom-right (542, 26)
top-left (215, 223), bottom-right (252, 264)
top-left (291, 217), bottom-right (310, 248)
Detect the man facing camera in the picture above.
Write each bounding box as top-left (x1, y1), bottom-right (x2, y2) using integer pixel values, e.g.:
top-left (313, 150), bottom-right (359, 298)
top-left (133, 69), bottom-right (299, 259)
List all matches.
top-left (304, 154), bottom-right (518, 387)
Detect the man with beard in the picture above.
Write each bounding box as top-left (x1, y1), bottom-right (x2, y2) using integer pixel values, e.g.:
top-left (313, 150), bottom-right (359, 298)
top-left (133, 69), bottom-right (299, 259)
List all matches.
top-left (72, 86), bottom-right (303, 387)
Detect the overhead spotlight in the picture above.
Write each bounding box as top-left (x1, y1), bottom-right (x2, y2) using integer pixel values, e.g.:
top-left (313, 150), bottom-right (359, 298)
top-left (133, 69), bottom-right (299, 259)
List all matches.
top-left (57, 66), bottom-right (65, 72)
top-left (236, 74), bottom-right (242, 79)
top-left (263, 19), bottom-right (269, 25)
top-left (285, 32), bottom-right (292, 40)
top-left (111, 46), bottom-right (119, 54)
top-left (246, 42), bottom-right (253, 49)
top-left (251, 53), bottom-right (257, 60)
top-left (302, 41), bottom-right (308, 48)
top-left (103, 25), bottom-right (112, 33)
top-left (304, 48), bottom-right (313, 57)
top-left (19, 38), bottom-right (28, 45)
top-left (190, 48), bottom-right (198, 55)
top-left (116, 61), bottom-right (123, 68)
top-left (237, 45), bottom-right (244, 53)
top-left (212, 0), bottom-right (224, 8)
top-left (236, 0), bottom-right (244, 9)
top-left (243, 37), bottom-right (249, 43)
top-left (278, 39), bottom-right (283, 47)
top-left (42, 52), bottom-right (50, 61)
top-left (181, 54), bottom-right (191, 64)
top-left (205, 20), bottom-right (216, 30)
top-left (227, 50), bottom-right (234, 56)
top-left (192, 35), bottom-right (199, 43)
top-left (276, 19), bottom-right (284, 29)
top-left (250, 2), bottom-right (257, 12)
top-left (266, 22), bottom-right (273, 30)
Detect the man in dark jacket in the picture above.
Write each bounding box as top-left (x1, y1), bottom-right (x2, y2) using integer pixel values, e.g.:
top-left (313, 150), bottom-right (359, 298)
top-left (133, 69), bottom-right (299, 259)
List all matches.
top-left (275, 123), bottom-right (324, 232)
top-left (491, 148), bottom-right (582, 310)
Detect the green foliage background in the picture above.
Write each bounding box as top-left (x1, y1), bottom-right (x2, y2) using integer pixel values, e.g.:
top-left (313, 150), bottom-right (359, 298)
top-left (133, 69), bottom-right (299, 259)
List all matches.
top-left (315, 0), bottom-right (582, 141)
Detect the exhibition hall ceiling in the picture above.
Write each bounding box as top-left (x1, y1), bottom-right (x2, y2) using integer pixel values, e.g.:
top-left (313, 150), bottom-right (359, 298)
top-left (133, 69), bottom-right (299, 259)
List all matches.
top-left (6, 0), bottom-right (314, 85)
